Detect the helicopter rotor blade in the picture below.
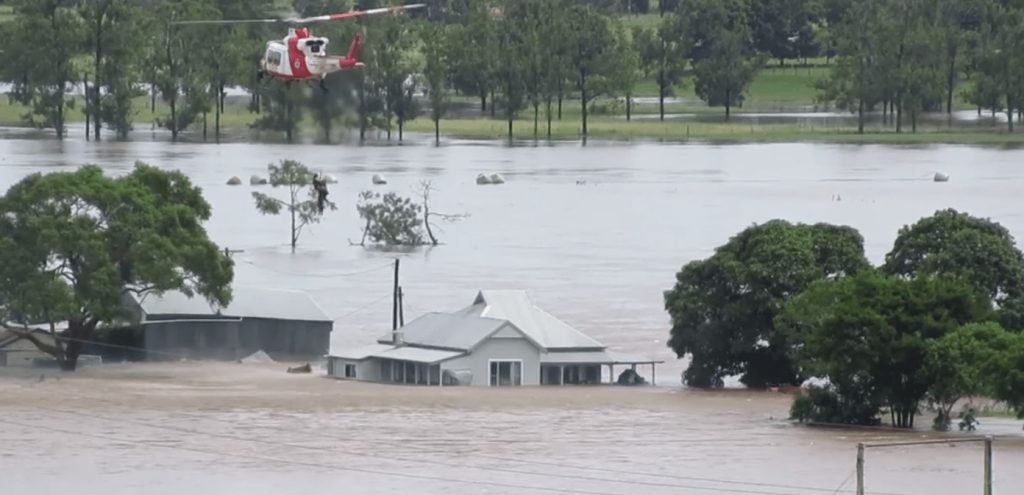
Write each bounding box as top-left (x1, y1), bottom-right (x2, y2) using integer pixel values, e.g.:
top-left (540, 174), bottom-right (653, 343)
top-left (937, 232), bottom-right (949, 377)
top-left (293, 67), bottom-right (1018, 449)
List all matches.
top-left (288, 3), bottom-right (426, 24)
top-left (168, 3), bottom-right (425, 26)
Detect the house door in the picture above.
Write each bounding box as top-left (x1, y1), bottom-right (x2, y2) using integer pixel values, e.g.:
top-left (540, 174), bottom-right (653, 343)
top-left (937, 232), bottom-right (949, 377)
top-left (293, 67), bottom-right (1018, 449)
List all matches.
top-left (489, 360), bottom-right (522, 386)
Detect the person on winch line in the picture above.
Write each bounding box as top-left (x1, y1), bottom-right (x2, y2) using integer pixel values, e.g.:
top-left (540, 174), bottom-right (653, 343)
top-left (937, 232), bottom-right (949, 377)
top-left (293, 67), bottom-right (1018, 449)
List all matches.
top-left (312, 173), bottom-right (329, 213)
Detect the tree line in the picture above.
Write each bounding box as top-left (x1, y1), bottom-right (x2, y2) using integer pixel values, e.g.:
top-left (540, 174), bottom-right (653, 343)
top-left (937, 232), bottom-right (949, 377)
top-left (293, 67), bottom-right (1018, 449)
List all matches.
top-left (4, 0), bottom-right (1024, 143)
top-left (664, 209), bottom-right (1024, 429)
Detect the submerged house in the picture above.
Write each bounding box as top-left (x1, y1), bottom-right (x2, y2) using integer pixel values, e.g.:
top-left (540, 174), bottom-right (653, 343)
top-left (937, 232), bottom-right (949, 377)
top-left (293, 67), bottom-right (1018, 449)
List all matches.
top-left (0, 327), bottom-right (55, 367)
top-left (126, 286), bottom-right (332, 361)
top-left (327, 290), bottom-right (661, 386)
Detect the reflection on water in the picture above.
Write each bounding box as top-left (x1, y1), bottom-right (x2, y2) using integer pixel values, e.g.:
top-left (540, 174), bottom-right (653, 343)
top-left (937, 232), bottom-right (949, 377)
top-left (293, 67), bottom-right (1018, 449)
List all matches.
top-left (1, 128), bottom-right (1024, 384)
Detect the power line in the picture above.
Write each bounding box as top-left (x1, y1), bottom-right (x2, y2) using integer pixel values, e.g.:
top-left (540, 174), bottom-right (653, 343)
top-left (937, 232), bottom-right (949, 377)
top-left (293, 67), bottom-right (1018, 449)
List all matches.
top-left (28, 397), bottom-right (906, 495)
top-left (240, 259), bottom-right (394, 279)
top-left (331, 292), bottom-right (391, 321)
top-left (0, 415), bottom-right (626, 495)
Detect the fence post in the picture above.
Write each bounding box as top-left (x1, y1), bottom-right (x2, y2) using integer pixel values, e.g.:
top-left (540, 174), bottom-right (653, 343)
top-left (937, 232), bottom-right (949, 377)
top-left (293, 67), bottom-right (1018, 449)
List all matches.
top-left (856, 443), bottom-right (865, 495)
top-left (984, 436), bottom-right (993, 495)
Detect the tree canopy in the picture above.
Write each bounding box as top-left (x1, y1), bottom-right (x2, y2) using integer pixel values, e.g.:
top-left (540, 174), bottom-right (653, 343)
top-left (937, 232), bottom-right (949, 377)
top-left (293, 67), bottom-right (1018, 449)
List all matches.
top-left (664, 220), bottom-right (870, 388)
top-left (0, 163), bottom-right (234, 370)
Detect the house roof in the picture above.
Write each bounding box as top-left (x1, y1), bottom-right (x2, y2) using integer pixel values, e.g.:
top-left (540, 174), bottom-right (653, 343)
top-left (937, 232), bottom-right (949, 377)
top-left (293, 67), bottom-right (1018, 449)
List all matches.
top-left (375, 312), bottom-right (508, 350)
top-left (472, 290), bottom-right (606, 350)
top-left (134, 286), bottom-right (330, 322)
top-left (375, 290), bottom-right (606, 352)
top-left (331, 343), bottom-right (465, 364)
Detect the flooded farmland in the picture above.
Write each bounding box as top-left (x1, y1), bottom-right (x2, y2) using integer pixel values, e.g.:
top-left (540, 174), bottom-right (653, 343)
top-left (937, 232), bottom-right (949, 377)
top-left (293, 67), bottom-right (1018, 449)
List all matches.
top-left (1, 126), bottom-right (1023, 494)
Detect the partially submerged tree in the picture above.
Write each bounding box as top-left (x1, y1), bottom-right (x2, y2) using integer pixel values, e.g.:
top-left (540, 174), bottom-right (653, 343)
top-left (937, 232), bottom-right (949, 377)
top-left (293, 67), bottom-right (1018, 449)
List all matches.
top-left (665, 220), bottom-right (870, 389)
top-left (0, 163), bottom-right (234, 370)
top-left (251, 160), bottom-right (336, 251)
top-left (354, 181), bottom-right (467, 247)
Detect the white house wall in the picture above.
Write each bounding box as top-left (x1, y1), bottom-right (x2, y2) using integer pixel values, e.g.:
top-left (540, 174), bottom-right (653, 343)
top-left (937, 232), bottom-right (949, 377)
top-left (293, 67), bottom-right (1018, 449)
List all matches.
top-left (442, 333), bottom-right (540, 386)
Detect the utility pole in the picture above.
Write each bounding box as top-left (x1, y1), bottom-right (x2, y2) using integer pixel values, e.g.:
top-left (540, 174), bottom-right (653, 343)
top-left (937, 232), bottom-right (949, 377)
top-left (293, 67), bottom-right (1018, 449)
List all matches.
top-left (398, 286), bottom-right (405, 327)
top-left (392, 258), bottom-right (400, 331)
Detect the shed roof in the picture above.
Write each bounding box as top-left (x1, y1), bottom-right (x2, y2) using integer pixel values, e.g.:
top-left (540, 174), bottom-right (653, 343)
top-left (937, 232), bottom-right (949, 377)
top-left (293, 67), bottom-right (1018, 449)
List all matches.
top-left (134, 286), bottom-right (330, 322)
top-left (0, 327), bottom-right (58, 351)
top-left (332, 343), bottom-right (398, 361)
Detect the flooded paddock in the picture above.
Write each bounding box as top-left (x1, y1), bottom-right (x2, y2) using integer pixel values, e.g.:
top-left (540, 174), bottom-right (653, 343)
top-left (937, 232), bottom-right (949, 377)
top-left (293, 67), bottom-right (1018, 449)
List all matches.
top-left (1, 362), bottom-right (1022, 495)
top-left (1, 127), bottom-right (1023, 494)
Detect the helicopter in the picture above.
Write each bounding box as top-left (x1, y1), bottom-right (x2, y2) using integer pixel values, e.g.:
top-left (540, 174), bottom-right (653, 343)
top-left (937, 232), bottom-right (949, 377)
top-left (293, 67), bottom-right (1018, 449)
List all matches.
top-left (171, 3), bottom-right (426, 92)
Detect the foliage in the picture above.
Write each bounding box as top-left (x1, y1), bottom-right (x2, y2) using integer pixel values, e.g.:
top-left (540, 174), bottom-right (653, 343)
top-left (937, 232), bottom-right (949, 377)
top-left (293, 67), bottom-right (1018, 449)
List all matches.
top-left (925, 322), bottom-right (1017, 429)
top-left (251, 160), bottom-right (336, 250)
top-left (883, 208), bottom-right (1024, 304)
top-left (664, 220), bottom-right (870, 388)
top-left (0, 163), bottom-right (234, 370)
top-left (355, 191), bottom-right (424, 246)
top-left (789, 384), bottom-right (883, 426)
top-left (420, 21), bottom-right (450, 143)
top-left (777, 270), bottom-right (991, 428)
top-left (0, 0), bottom-right (84, 138)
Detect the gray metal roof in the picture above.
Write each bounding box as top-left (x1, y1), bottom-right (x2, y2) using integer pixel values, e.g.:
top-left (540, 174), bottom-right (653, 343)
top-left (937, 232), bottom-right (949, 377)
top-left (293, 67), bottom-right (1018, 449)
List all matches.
top-left (374, 290), bottom-right (606, 352)
top-left (375, 346), bottom-right (465, 364)
top-left (376, 312), bottom-right (507, 351)
top-left (330, 343), bottom-right (397, 361)
top-left (134, 286), bottom-right (330, 322)
top-left (330, 343), bottom-right (464, 364)
top-left (473, 290), bottom-right (606, 350)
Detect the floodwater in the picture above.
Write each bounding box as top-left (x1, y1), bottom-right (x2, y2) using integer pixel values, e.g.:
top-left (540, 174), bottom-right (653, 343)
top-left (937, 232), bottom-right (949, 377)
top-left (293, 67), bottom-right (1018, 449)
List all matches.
top-left (1, 125), bottom-right (1023, 494)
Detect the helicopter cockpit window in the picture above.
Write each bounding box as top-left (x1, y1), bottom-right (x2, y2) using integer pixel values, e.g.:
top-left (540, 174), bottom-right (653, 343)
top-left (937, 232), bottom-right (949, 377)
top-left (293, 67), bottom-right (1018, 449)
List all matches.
top-left (304, 38), bottom-right (328, 56)
top-left (267, 50), bottom-right (282, 66)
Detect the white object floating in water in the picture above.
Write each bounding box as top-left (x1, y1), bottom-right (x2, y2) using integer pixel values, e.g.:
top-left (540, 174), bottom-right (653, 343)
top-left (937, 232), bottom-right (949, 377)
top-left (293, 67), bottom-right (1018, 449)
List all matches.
top-left (372, 174), bottom-right (387, 185)
top-left (226, 176), bottom-right (241, 186)
top-left (250, 175), bottom-right (268, 186)
top-left (476, 173), bottom-right (492, 185)
top-left (489, 173), bottom-right (505, 184)
top-left (934, 172), bottom-right (949, 182)
top-left (323, 174), bottom-right (338, 184)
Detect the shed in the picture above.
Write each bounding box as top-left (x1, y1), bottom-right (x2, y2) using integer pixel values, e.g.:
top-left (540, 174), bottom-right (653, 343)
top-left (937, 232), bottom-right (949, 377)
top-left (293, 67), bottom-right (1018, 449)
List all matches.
top-left (128, 286), bottom-right (332, 361)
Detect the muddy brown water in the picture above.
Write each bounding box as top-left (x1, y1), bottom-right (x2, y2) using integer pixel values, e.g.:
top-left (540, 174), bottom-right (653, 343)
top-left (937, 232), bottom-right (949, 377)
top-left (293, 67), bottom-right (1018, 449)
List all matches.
top-left (0, 127), bottom-right (1022, 494)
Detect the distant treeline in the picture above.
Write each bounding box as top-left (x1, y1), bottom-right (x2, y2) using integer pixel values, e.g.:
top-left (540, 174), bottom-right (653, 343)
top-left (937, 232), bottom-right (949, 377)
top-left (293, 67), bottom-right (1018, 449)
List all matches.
top-left (0, 0), bottom-right (1021, 142)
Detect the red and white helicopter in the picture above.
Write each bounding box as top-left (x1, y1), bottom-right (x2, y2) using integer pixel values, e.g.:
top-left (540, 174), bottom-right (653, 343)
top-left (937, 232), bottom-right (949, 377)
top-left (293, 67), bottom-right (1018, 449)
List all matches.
top-left (173, 3), bottom-right (426, 91)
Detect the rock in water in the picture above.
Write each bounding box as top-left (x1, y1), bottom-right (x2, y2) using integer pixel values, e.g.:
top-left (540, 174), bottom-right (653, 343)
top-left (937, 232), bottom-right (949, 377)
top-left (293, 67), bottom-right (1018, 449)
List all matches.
top-left (372, 174), bottom-right (387, 185)
top-left (250, 175), bottom-right (268, 186)
top-left (489, 173), bottom-right (506, 184)
top-left (476, 173), bottom-right (492, 185)
top-left (934, 172), bottom-right (949, 182)
top-left (226, 176), bottom-right (242, 185)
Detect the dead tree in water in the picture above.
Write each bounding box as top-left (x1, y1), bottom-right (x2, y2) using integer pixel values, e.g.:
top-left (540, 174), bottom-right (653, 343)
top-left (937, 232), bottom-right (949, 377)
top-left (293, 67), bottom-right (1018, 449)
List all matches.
top-left (417, 180), bottom-right (468, 246)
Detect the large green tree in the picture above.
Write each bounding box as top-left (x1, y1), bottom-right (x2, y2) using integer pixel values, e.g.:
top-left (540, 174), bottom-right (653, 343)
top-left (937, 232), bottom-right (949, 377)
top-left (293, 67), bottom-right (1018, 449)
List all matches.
top-left (665, 220), bottom-right (870, 388)
top-left (778, 271), bottom-right (991, 428)
top-left (0, 163), bottom-right (234, 370)
top-left (883, 208), bottom-right (1024, 305)
top-left (634, 17), bottom-right (687, 121)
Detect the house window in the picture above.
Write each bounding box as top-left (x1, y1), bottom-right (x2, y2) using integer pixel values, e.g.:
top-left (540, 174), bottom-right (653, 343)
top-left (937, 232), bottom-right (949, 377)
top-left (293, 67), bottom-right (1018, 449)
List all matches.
top-left (489, 360), bottom-right (522, 386)
top-left (344, 364), bottom-right (356, 378)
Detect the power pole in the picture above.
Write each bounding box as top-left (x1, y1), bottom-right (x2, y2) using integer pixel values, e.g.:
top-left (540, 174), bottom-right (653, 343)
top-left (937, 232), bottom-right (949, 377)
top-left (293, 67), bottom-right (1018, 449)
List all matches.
top-left (398, 286), bottom-right (405, 327)
top-left (392, 258), bottom-right (400, 331)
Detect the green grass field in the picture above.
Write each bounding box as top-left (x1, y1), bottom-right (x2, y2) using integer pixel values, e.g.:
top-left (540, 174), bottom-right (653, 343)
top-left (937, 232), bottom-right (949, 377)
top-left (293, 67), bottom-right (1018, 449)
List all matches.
top-left (0, 60), bottom-right (1008, 145)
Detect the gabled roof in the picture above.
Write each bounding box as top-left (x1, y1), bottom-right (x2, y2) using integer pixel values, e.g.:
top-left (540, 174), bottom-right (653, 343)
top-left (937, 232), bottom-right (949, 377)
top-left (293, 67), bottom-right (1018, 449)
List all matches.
top-left (472, 290), bottom-right (605, 350)
top-left (0, 327), bottom-right (57, 351)
top-left (376, 290), bottom-right (605, 352)
top-left (133, 286), bottom-right (330, 322)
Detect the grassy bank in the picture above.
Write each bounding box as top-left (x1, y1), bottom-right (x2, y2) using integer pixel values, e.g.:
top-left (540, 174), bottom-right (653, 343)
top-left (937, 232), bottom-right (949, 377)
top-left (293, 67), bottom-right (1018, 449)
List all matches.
top-left (404, 116), bottom-right (1024, 145)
